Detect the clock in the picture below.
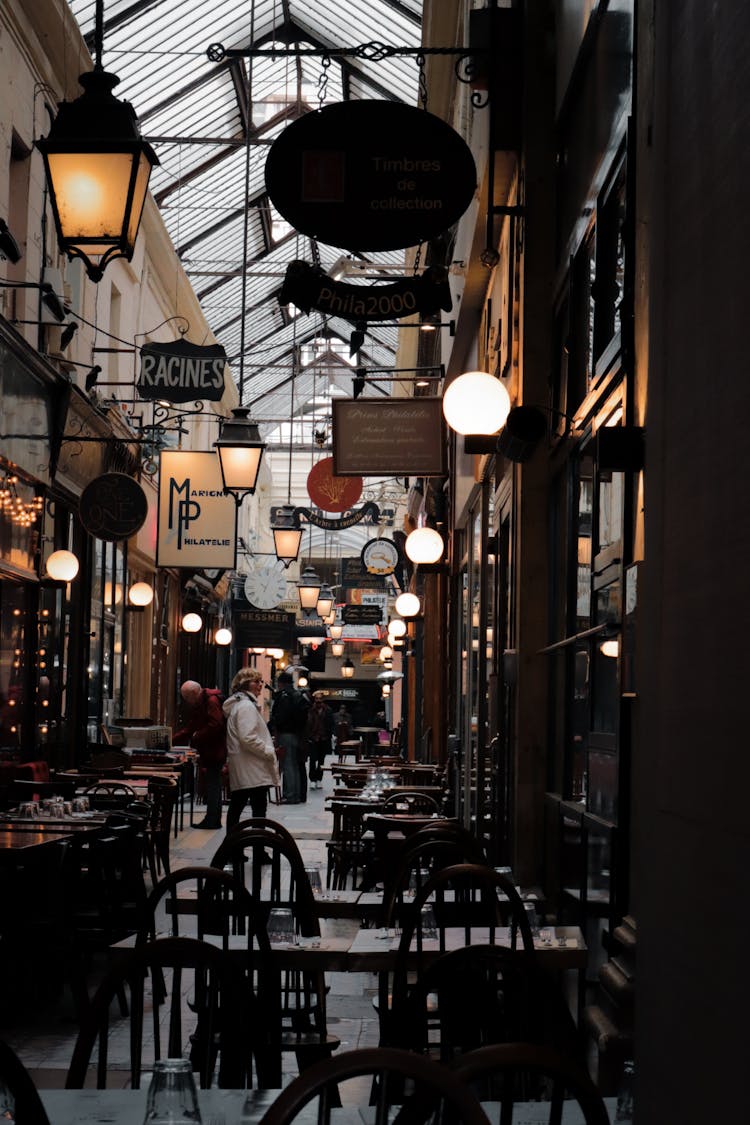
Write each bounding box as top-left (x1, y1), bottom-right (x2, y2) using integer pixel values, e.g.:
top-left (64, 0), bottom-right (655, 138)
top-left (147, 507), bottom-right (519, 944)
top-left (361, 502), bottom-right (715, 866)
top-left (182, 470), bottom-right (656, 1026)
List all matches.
top-left (361, 537), bottom-right (400, 576)
top-left (244, 563), bottom-right (288, 609)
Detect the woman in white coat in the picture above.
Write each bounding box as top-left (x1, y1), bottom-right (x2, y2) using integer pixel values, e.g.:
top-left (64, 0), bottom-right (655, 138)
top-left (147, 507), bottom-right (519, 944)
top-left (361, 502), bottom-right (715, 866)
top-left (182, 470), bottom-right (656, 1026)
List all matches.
top-left (222, 666), bottom-right (281, 832)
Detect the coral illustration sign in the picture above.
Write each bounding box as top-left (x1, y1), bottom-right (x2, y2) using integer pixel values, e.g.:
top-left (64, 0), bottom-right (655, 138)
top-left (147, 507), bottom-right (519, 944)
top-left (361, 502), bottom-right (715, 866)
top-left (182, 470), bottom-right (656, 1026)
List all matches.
top-left (306, 457), bottom-right (363, 513)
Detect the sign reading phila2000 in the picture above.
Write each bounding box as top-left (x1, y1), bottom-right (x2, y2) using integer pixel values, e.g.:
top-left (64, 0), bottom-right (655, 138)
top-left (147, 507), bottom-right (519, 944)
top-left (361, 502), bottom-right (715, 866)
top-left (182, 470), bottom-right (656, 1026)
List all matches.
top-left (157, 450), bottom-right (237, 568)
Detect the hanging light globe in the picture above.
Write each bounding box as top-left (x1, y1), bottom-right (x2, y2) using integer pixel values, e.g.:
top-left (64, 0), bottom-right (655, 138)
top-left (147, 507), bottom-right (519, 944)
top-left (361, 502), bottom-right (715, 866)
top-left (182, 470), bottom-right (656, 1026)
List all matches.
top-left (128, 581), bottom-right (154, 607)
top-left (331, 640), bottom-right (345, 658)
top-left (252, 647), bottom-right (266, 655)
top-left (266, 647), bottom-right (285, 660)
top-left (214, 627), bottom-right (232, 646)
top-left (600, 639), bottom-right (620, 659)
top-left (315, 583), bottom-right (334, 619)
top-left (297, 565), bottom-right (322, 611)
top-left (45, 549), bottom-right (80, 582)
top-left (394, 592), bottom-right (420, 617)
top-left (379, 645), bottom-right (393, 662)
top-left (442, 370), bottom-right (511, 435)
top-left (387, 618), bottom-right (407, 639)
top-left (181, 611), bottom-right (203, 633)
top-left (329, 622), bottom-right (344, 641)
top-left (405, 526), bottom-right (444, 565)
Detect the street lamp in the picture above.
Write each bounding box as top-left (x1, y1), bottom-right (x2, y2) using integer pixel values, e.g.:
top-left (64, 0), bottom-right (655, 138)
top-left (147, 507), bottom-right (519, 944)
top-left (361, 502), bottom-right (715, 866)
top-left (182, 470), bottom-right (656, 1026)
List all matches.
top-left (297, 566), bottom-right (322, 612)
top-left (405, 526), bottom-right (444, 565)
top-left (214, 408), bottom-right (265, 504)
top-left (316, 583), bottom-right (334, 619)
top-left (442, 370), bottom-right (511, 435)
top-left (394, 592), bottom-right (420, 618)
top-left (341, 657), bottom-right (355, 679)
top-left (181, 612), bottom-right (202, 633)
top-left (127, 581), bottom-right (153, 607)
top-left (45, 549), bottom-right (79, 582)
top-left (272, 504), bottom-right (303, 568)
top-left (36, 1), bottom-right (158, 282)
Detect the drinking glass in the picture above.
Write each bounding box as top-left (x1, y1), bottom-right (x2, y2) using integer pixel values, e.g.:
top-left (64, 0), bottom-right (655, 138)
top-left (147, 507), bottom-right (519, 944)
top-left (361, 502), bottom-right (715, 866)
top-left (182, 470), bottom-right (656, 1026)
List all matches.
top-left (143, 1058), bottom-right (201, 1123)
top-left (420, 904), bottom-right (438, 940)
top-left (267, 907), bottom-right (295, 945)
top-left (523, 901), bottom-right (540, 937)
top-left (304, 865), bottom-right (323, 898)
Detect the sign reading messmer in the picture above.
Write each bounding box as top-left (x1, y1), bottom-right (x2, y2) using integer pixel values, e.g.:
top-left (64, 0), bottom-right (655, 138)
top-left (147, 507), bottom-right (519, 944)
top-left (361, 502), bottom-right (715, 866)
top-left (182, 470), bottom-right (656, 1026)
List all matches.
top-left (265, 101), bottom-right (476, 252)
top-left (157, 450), bottom-right (236, 568)
top-left (332, 398), bottom-right (447, 477)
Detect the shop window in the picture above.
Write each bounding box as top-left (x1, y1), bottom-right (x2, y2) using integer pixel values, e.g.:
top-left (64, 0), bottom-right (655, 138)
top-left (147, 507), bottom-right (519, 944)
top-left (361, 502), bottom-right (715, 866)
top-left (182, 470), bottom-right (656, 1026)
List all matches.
top-left (567, 230), bottom-right (596, 410)
top-left (0, 583), bottom-right (26, 751)
top-left (593, 162), bottom-right (627, 358)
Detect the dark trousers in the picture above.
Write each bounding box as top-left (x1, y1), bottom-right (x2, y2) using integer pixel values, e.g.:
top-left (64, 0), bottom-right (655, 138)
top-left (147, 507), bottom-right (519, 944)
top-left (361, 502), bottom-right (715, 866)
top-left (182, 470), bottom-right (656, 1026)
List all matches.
top-left (278, 733), bottom-right (306, 802)
top-left (308, 739), bottom-right (330, 782)
top-left (202, 763), bottom-right (223, 827)
top-left (226, 785), bottom-right (269, 832)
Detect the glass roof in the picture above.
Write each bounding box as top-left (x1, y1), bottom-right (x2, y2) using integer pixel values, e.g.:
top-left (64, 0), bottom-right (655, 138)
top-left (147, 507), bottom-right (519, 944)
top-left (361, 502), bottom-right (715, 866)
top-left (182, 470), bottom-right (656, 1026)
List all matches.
top-left (66, 0), bottom-right (424, 418)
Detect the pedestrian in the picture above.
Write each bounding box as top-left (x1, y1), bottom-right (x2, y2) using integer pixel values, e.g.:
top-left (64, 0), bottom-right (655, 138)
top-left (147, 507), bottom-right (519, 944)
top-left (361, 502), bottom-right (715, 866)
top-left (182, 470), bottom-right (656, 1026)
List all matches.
top-left (222, 667), bottom-right (280, 832)
top-left (269, 670), bottom-right (310, 804)
top-left (333, 703), bottom-right (352, 745)
top-left (307, 695), bottom-right (334, 789)
top-left (174, 679), bottom-right (226, 830)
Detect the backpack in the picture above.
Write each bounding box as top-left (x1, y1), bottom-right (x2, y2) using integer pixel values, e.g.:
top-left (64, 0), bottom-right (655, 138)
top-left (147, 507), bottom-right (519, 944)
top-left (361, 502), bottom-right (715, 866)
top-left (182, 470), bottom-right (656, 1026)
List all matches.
top-left (273, 688), bottom-right (310, 734)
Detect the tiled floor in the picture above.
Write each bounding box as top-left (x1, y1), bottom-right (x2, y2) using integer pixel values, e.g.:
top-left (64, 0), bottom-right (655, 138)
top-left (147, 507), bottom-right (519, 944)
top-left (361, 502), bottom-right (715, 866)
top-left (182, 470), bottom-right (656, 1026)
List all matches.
top-left (0, 770), bottom-right (380, 1090)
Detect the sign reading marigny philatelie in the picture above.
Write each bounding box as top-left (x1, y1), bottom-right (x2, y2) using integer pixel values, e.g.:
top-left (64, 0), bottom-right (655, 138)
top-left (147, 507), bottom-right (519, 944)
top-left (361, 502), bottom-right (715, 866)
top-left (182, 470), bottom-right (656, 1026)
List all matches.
top-left (157, 450), bottom-right (237, 568)
top-left (138, 338), bottom-right (227, 403)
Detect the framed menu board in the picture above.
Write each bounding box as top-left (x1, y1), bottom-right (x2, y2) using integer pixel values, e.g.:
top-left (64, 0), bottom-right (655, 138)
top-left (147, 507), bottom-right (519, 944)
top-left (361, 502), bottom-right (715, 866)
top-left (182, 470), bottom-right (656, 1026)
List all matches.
top-left (332, 398), bottom-right (447, 476)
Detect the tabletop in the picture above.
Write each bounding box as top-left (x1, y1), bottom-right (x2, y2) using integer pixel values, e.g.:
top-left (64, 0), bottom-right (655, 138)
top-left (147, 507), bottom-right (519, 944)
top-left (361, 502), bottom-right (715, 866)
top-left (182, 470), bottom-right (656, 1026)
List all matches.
top-left (0, 828), bottom-right (73, 853)
top-left (0, 814), bottom-right (108, 834)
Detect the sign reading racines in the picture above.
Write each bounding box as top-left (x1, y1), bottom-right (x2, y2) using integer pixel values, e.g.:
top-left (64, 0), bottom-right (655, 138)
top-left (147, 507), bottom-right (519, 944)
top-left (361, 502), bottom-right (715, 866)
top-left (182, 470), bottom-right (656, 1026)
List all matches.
top-left (138, 338), bottom-right (227, 403)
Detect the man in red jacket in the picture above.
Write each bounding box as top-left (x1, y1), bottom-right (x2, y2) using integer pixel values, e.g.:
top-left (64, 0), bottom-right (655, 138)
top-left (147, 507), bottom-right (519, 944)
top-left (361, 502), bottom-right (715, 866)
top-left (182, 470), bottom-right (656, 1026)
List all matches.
top-left (174, 680), bottom-right (226, 829)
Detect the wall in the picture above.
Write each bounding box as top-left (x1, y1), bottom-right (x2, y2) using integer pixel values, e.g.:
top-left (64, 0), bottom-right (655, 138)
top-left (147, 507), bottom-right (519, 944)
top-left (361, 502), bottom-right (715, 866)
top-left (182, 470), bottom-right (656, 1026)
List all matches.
top-left (634, 1), bottom-right (750, 1117)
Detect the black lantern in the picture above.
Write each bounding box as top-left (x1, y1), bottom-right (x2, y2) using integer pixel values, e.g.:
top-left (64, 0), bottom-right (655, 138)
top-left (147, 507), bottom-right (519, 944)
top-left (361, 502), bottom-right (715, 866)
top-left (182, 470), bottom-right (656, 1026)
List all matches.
top-left (37, 45), bottom-right (157, 282)
top-left (272, 504), bottom-right (303, 568)
top-left (341, 657), bottom-right (355, 679)
top-left (297, 566), bottom-right (322, 612)
top-left (214, 407), bottom-right (265, 505)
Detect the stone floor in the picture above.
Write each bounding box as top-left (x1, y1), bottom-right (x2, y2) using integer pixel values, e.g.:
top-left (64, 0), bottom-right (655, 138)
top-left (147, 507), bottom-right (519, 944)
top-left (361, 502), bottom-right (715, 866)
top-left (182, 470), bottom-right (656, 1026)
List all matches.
top-left (0, 768), bottom-right (381, 1090)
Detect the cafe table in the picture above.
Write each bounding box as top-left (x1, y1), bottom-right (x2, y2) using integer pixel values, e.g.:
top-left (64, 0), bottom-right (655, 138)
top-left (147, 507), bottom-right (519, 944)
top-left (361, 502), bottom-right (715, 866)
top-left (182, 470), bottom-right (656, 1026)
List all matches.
top-left (0, 827), bottom-right (74, 859)
top-left (353, 726), bottom-right (383, 757)
top-left (39, 1088), bottom-right (617, 1124)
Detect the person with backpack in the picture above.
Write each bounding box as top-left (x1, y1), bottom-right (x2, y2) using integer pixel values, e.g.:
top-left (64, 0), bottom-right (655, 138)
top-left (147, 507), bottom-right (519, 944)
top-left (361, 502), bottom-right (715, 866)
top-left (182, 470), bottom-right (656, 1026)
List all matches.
top-left (174, 679), bottom-right (226, 829)
top-left (269, 670), bottom-right (310, 804)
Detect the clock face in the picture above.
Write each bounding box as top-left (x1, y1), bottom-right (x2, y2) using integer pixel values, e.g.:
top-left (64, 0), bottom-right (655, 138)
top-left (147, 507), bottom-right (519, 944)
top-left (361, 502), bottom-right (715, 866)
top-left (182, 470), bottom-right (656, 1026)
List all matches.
top-left (361, 537), bottom-right (400, 576)
top-left (244, 563), bottom-right (288, 609)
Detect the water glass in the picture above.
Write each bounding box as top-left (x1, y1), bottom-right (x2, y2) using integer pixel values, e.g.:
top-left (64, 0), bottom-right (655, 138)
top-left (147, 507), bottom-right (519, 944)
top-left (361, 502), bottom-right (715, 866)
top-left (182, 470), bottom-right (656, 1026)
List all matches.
top-left (523, 901), bottom-right (540, 937)
top-left (143, 1058), bottom-right (201, 1123)
top-left (304, 865), bottom-right (323, 898)
top-left (267, 907), bottom-right (295, 945)
top-left (420, 904), bottom-right (438, 940)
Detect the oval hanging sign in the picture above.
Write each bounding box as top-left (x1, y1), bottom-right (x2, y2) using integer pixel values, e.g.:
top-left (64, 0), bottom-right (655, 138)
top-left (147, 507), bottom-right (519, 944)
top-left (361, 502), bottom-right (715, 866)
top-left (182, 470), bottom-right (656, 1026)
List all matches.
top-left (265, 101), bottom-right (477, 251)
top-left (307, 457), bottom-right (363, 513)
top-left (79, 472), bottom-right (148, 542)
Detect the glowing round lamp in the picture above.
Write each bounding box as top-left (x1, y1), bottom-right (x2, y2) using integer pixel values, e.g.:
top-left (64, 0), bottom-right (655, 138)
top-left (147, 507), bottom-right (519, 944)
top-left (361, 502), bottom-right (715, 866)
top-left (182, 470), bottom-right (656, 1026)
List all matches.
top-left (341, 658), bottom-right (355, 679)
top-left (316, 583), bottom-right (334, 619)
top-left (442, 371), bottom-right (511, 435)
top-left (128, 581), bottom-right (153, 607)
top-left (215, 627), bottom-right (232, 646)
top-left (381, 683), bottom-right (391, 697)
top-left (387, 618), bottom-right (407, 639)
top-left (329, 622), bottom-right (344, 641)
top-left (379, 645), bottom-right (393, 662)
top-left (37, 69), bottom-right (158, 282)
top-left (46, 549), bottom-right (79, 582)
top-left (297, 566), bottom-right (322, 611)
top-left (267, 648), bottom-right (285, 660)
top-left (297, 674), bottom-right (309, 688)
top-left (395, 592), bottom-right (421, 618)
top-left (405, 526), bottom-right (444, 565)
top-left (181, 612), bottom-right (203, 633)
top-left (383, 658), bottom-right (393, 670)
top-left (600, 639), bottom-right (620, 659)
top-left (252, 647), bottom-right (266, 655)
top-left (214, 408), bottom-right (265, 503)
top-left (331, 640), bottom-right (344, 657)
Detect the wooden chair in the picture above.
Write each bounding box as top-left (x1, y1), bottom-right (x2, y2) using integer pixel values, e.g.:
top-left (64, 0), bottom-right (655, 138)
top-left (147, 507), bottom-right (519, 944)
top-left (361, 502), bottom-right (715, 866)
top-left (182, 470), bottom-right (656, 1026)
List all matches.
top-left (0, 1038), bottom-right (51, 1125)
top-left (336, 739), bottom-right (362, 764)
top-left (66, 936), bottom-right (270, 1090)
top-left (453, 1042), bottom-right (611, 1124)
top-left (143, 777), bottom-right (179, 883)
top-left (138, 864), bottom-right (268, 952)
top-left (326, 802), bottom-right (374, 891)
top-left (210, 822), bottom-right (340, 1082)
top-left (82, 781), bottom-right (138, 810)
top-left (381, 790), bottom-right (440, 814)
top-left (387, 944), bottom-right (578, 1062)
top-left (257, 1046), bottom-right (488, 1125)
top-left (379, 823), bottom-right (487, 920)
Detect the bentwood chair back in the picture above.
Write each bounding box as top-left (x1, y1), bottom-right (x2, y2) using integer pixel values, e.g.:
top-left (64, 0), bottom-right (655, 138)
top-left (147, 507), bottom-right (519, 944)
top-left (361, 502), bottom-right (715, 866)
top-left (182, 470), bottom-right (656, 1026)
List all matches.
top-left (257, 1046), bottom-right (489, 1125)
top-left (380, 826), bottom-right (487, 925)
top-left (452, 1042), bottom-right (611, 1124)
top-left (66, 936), bottom-right (272, 1090)
top-left (0, 1038), bottom-right (51, 1125)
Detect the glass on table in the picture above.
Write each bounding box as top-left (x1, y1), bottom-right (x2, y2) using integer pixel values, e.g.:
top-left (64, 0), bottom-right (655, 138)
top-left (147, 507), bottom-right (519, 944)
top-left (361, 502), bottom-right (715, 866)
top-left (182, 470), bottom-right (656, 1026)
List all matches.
top-left (523, 901), bottom-right (540, 937)
top-left (304, 865), bottom-right (323, 898)
top-left (267, 907), bottom-right (296, 945)
top-left (143, 1057), bottom-right (201, 1123)
top-left (420, 904), bottom-right (438, 940)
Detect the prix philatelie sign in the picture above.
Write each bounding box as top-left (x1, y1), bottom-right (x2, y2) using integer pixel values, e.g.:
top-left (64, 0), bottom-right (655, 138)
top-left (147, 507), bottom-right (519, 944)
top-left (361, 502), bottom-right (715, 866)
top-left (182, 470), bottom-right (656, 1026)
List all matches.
top-left (137, 338), bottom-right (227, 403)
top-left (157, 450), bottom-right (237, 568)
top-left (332, 398), bottom-right (447, 477)
top-left (265, 101), bottom-right (476, 251)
